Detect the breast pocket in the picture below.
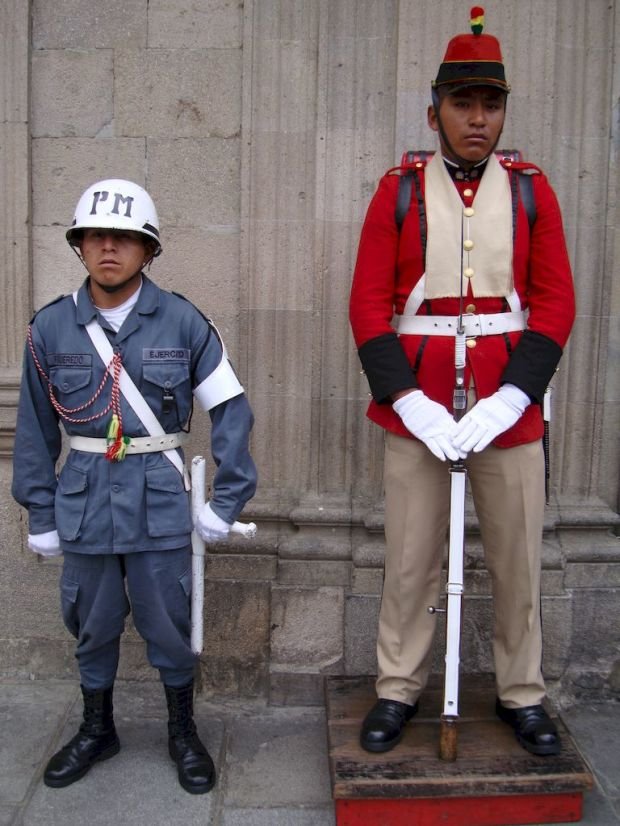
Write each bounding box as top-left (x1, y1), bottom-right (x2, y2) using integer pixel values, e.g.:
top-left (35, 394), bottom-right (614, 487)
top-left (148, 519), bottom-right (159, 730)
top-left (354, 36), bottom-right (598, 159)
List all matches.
top-left (49, 367), bottom-right (93, 407)
top-left (55, 464), bottom-right (89, 541)
top-left (145, 465), bottom-right (192, 538)
top-left (142, 363), bottom-right (191, 426)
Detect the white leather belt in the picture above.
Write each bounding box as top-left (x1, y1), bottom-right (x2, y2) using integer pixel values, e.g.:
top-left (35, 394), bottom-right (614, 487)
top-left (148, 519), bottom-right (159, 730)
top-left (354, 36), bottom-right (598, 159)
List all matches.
top-left (395, 309), bottom-right (527, 337)
top-left (69, 433), bottom-right (188, 454)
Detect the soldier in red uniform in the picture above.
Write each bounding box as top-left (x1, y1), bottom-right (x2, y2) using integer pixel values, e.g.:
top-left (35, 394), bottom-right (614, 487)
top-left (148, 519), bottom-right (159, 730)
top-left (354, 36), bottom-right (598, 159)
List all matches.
top-left (349, 7), bottom-right (575, 756)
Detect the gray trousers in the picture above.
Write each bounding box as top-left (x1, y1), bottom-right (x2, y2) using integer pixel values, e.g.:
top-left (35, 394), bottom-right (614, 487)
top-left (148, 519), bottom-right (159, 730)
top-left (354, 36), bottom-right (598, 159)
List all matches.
top-left (378, 433), bottom-right (546, 709)
top-left (60, 547), bottom-right (196, 690)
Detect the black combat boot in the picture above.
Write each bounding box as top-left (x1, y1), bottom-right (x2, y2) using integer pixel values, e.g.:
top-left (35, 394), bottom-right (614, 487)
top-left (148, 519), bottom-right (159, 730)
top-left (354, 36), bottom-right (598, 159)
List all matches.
top-left (44, 685), bottom-right (120, 788)
top-left (164, 681), bottom-right (216, 794)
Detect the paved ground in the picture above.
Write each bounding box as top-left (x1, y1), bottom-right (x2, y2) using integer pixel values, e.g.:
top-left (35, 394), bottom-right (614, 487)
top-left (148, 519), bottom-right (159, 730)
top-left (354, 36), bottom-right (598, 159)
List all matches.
top-left (0, 678), bottom-right (618, 826)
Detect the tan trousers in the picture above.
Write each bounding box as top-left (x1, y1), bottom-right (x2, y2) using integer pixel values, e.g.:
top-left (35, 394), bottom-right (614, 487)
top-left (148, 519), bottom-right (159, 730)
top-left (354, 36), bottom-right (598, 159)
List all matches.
top-left (377, 432), bottom-right (546, 709)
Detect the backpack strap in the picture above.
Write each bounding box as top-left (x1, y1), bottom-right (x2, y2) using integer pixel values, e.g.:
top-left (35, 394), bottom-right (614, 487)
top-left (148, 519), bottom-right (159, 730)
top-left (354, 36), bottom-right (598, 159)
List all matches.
top-left (517, 172), bottom-right (536, 230)
top-left (395, 152), bottom-right (431, 258)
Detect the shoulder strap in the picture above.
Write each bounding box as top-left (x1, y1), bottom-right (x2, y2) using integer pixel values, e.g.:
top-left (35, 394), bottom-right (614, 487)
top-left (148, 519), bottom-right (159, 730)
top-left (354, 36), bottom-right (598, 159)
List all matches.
top-left (517, 173), bottom-right (536, 230)
top-left (395, 150), bottom-right (537, 237)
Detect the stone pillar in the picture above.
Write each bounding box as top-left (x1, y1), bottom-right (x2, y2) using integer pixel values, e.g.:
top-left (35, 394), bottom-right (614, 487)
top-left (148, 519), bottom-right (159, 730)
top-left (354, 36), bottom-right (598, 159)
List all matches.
top-left (0, 0), bottom-right (31, 454)
top-left (240, 0), bottom-right (400, 701)
top-left (240, 0), bottom-right (397, 511)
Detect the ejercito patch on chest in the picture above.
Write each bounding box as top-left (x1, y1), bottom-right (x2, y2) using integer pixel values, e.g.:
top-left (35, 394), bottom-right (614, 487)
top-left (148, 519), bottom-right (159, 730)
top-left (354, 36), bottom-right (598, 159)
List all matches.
top-left (142, 348), bottom-right (191, 362)
top-left (46, 353), bottom-right (93, 367)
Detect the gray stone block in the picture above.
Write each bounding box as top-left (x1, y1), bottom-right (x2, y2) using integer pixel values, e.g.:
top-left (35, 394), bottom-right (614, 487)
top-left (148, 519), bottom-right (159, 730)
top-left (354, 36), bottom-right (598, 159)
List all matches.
top-left (1, 0), bottom-right (29, 122)
top-left (565, 562), bottom-right (620, 588)
top-left (32, 227), bottom-right (85, 309)
top-left (344, 594), bottom-right (380, 674)
top-left (277, 560), bottom-right (350, 587)
top-left (31, 50), bottom-right (113, 138)
top-left (32, 137), bottom-right (147, 227)
top-left (115, 50), bottom-right (241, 138)
top-left (223, 809), bottom-right (335, 826)
top-left (148, 0), bottom-right (242, 49)
top-left (0, 640), bottom-right (77, 682)
top-left (200, 579), bottom-right (270, 697)
top-left (271, 586), bottom-right (344, 668)
top-left (32, 0), bottom-right (147, 49)
top-left (269, 670), bottom-right (326, 707)
top-left (152, 227), bottom-right (240, 317)
top-left (350, 567), bottom-right (383, 595)
top-left (0, 680), bottom-right (79, 805)
top-left (570, 589), bottom-right (620, 668)
top-left (147, 138), bottom-right (240, 227)
top-left (223, 707), bottom-right (332, 807)
top-left (541, 596), bottom-right (573, 679)
top-left (206, 553), bottom-right (277, 582)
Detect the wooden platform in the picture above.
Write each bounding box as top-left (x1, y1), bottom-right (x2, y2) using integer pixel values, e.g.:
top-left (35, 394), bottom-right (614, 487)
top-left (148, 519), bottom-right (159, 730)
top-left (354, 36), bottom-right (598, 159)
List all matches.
top-left (325, 675), bottom-right (593, 826)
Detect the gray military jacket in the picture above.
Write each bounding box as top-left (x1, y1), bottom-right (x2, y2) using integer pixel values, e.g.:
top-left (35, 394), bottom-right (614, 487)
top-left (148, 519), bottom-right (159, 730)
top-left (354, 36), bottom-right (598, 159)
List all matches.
top-left (12, 276), bottom-right (257, 554)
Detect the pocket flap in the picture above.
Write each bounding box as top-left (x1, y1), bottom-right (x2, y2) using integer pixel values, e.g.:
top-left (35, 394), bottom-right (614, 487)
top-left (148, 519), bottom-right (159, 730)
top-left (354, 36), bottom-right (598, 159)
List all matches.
top-left (61, 579), bottom-right (79, 603)
top-left (145, 466), bottom-right (184, 494)
top-left (142, 363), bottom-right (190, 391)
top-left (50, 367), bottom-right (92, 394)
top-left (58, 465), bottom-right (88, 495)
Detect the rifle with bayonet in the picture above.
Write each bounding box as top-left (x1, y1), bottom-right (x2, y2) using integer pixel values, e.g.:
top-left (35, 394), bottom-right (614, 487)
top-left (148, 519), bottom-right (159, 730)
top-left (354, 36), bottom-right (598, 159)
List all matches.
top-left (427, 209), bottom-right (468, 762)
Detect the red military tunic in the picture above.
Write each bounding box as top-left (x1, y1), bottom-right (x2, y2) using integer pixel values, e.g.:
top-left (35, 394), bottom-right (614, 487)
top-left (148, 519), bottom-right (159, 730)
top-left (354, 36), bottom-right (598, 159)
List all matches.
top-left (349, 158), bottom-right (575, 447)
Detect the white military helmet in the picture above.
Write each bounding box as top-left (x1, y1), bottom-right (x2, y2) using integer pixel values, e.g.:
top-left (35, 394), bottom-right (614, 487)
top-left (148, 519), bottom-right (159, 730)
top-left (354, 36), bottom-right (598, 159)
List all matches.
top-left (66, 178), bottom-right (162, 255)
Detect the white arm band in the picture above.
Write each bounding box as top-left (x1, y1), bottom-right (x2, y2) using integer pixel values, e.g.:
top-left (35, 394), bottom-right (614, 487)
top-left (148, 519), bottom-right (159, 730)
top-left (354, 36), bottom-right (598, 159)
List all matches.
top-left (193, 357), bottom-right (244, 411)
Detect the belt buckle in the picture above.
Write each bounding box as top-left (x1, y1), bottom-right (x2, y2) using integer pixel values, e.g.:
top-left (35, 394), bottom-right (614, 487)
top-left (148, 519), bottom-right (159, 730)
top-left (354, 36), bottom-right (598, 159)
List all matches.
top-left (462, 312), bottom-right (478, 339)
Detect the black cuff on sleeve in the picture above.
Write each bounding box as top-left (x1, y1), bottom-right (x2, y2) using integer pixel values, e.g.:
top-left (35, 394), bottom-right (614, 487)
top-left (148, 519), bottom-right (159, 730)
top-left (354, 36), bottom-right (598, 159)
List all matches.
top-left (358, 333), bottom-right (418, 404)
top-left (501, 330), bottom-right (563, 404)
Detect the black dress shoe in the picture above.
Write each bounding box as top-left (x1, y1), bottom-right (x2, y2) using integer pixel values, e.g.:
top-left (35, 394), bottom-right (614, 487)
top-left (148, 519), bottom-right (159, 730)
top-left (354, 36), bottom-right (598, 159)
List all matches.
top-left (496, 698), bottom-right (561, 755)
top-left (360, 698), bottom-right (419, 753)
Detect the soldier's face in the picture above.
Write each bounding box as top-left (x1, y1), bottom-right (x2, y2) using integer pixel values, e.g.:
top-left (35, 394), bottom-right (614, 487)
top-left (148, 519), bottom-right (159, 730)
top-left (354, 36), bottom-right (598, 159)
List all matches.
top-left (80, 228), bottom-right (148, 306)
top-left (428, 87), bottom-right (506, 164)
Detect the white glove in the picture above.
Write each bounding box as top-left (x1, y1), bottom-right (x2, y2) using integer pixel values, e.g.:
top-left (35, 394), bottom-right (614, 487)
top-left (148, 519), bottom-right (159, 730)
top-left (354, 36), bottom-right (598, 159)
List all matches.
top-left (195, 502), bottom-right (231, 544)
top-left (28, 530), bottom-right (62, 557)
top-left (451, 384), bottom-right (530, 454)
top-left (393, 390), bottom-right (461, 462)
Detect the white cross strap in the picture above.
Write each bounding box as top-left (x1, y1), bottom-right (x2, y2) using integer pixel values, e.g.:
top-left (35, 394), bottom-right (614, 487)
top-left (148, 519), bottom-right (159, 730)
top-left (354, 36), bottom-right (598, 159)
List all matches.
top-left (72, 292), bottom-right (191, 489)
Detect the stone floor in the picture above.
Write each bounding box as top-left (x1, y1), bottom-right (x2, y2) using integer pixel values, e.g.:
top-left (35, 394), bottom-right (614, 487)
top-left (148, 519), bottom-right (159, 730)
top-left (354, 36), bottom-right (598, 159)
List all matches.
top-left (0, 678), bottom-right (618, 826)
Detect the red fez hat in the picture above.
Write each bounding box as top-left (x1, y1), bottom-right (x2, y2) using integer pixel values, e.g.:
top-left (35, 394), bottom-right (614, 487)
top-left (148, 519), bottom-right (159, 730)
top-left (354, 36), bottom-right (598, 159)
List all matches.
top-left (433, 6), bottom-right (510, 93)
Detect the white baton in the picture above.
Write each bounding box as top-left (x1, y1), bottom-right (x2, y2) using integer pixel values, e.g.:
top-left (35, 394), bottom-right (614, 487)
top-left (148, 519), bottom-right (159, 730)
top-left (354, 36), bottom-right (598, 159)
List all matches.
top-left (190, 455), bottom-right (257, 655)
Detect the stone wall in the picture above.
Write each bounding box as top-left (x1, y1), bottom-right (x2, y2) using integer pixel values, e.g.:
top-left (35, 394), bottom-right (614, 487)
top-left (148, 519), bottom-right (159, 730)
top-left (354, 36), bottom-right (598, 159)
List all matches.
top-left (1, 0), bottom-right (618, 706)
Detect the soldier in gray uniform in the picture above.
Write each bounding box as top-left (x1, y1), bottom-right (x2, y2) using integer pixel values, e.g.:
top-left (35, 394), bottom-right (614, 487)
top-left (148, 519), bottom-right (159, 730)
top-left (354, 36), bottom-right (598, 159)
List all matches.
top-left (12, 179), bottom-right (257, 794)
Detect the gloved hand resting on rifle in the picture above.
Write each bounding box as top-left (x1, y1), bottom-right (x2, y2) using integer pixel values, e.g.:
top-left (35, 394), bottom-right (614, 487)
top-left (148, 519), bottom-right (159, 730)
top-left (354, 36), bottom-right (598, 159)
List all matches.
top-left (451, 383), bottom-right (530, 454)
top-left (393, 390), bottom-right (464, 462)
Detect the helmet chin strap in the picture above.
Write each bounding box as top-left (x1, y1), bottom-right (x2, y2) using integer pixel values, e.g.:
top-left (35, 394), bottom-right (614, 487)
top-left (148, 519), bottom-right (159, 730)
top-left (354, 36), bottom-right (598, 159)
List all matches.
top-left (431, 87), bottom-right (506, 169)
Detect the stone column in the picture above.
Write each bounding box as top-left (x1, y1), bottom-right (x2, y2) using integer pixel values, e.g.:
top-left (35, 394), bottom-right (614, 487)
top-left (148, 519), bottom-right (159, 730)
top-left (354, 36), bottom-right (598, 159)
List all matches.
top-left (0, 0), bottom-right (31, 455)
top-left (240, 1), bottom-right (398, 522)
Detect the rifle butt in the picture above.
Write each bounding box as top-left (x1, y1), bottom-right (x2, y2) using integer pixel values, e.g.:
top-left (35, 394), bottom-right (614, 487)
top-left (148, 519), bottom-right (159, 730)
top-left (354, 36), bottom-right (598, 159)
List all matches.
top-left (439, 715), bottom-right (458, 762)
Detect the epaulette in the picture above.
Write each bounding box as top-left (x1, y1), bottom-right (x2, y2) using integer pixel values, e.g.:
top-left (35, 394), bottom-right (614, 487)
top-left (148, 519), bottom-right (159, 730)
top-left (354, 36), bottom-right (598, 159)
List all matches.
top-left (29, 294), bottom-right (66, 324)
top-left (388, 151), bottom-right (433, 177)
top-left (171, 289), bottom-right (213, 327)
top-left (500, 158), bottom-right (543, 175)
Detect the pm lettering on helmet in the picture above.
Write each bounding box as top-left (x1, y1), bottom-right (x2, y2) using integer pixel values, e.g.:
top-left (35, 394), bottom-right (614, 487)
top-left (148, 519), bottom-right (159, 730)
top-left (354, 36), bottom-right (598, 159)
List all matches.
top-left (89, 190), bottom-right (134, 218)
